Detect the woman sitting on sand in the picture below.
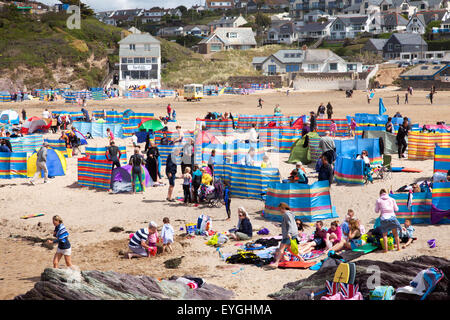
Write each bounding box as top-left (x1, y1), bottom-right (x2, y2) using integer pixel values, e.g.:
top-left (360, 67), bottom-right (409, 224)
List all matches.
top-left (126, 222), bottom-right (159, 259)
top-left (229, 207), bottom-right (253, 241)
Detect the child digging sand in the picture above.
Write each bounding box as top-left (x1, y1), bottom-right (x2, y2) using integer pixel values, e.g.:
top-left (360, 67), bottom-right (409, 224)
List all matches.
top-left (161, 217), bottom-right (174, 253)
top-left (46, 215), bottom-right (73, 269)
top-left (127, 221), bottom-right (159, 259)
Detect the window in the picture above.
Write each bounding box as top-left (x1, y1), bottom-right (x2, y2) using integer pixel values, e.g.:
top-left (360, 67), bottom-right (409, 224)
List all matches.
top-left (227, 32), bottom-right (237, 38)
top-left (286, 64), bottom-right (300, 72)
top-left (395, 44), bottom-right (401, 50)
top-left (308, 64), bottom-right (319, 71)
top-left (329, 63), bottom-right (337, 71)
top-left (144, 44), bottom-right (151, 51)
top-left (145, 58), bottom-right (152, 63)
top-left (388, 43), bottom-right (393, 51)
top-left (347, 64), bottom-right (357, 71)
top-left (296, 53), bottom-right (302, 57)
top-left (284, 53), bottom-right (289, 58)
top-left (134, 57), bottom-right (140, 64)
top-left (121, 58), bottom-right (127, 63)
top-left (129, 44), bottom-right (136, 50)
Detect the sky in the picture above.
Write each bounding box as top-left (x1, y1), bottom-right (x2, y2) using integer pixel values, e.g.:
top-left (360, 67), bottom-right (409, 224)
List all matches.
top-left (39, 1), bottom-right (205, 12)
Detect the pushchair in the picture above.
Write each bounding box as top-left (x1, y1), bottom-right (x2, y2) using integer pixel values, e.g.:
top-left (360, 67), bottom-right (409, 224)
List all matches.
top-left (198, 179), bottom-right (224, 208)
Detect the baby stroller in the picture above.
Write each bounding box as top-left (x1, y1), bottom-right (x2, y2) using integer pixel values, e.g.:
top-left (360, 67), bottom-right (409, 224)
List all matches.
top-left (199, 179), bottom-right (224, 208)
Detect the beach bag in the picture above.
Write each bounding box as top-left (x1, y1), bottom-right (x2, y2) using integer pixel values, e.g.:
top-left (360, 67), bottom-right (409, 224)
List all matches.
top-left (197, 214), bottom-right (212, 234)
top-left (396, 267), bottom-right (444, 300)
top-left (207, 234), bottom-right (219, 246)
top-left (369, 286), bottom-right (395, 300)
top-left (290, 238), bottom-right (299, 255)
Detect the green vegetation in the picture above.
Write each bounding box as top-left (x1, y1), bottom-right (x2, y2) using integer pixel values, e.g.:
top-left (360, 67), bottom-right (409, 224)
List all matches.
top-left (0, 4), bottom-right (122, 88)
top-left (427, 39), bottom-right (450, 51)
top-left (161, 44), bottom-right (292, 87)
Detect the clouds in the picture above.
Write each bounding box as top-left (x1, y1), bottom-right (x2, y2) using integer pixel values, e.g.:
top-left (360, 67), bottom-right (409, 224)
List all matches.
top-left (39, 0), bottom-right (202, 11)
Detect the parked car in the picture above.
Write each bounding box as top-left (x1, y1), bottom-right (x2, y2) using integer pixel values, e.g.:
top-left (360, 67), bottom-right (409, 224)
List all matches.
top-left (398, 62), bottom-right (411, 67)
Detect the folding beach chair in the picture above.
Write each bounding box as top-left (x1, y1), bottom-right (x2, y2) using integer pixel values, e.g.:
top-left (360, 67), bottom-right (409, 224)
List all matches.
top-left (373, 155), bottom-right (392, 181)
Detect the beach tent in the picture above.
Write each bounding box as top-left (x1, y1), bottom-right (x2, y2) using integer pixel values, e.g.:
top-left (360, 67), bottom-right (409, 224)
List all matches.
top-left (72, 129), bottom-right (88, 145)
top-left (434, 146), bottom-right (450, 174)
top-left (0, 110), bottom-right (20, 125)
top-left (364, 131), bottom-right (398, 155)
top-left (213, 163), bottom-right (280, 199)
top-left (334, 156), bottom-right (365, 185)
top-left (287, 132), bottom-right (321, 165)
top-left (21, 117), bottom-right (51, 135)
top-left (110, 165), bottom-right (152, 193)
top-left (263, 180), bottom-right (338, 222)
top-left (0, 152), bottom-right (27, 179)
top-left (27, 148), bottom-right (67, 178)
top-left (139, 119), bottom-right (164, 132)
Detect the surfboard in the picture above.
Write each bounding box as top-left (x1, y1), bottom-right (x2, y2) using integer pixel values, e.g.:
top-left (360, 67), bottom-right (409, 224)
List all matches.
top-left (401, 168), bottom-right (422, 173)
top-left (333, 263), bottom-right (350, 283)
top-left (348, 262), bottom-right (356, 285)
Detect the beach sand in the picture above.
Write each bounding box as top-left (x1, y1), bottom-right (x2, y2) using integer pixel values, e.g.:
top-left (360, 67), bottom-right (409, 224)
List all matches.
top-left (0, 87), bottom-right (449, 300)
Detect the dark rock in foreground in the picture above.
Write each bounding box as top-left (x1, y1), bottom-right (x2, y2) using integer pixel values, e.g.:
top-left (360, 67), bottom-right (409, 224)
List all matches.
top-left (15, 268), bottom-right (234, 300)
top-left (269, 255), bottom-right (450, 300)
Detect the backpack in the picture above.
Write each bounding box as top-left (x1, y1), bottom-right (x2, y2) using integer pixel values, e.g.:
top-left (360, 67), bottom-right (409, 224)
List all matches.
top-left (369, 286), bottom-right (395, 300)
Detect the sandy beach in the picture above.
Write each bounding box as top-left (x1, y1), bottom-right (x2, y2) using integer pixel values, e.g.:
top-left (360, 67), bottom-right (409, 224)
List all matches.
top-left (0, 87), bottom-right (449, 300)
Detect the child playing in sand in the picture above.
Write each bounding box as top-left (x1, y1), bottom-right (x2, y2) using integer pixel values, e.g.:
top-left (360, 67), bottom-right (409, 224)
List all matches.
top-left (161, 217), bottom-right (174, 253)
top-left (46, 215), bottom-right (73, 269)
top-left (261, 155), bottom-right (271, 168)
top-left (182, 167), bottom-right (192, 205)
top-left (298, 221), bottom-right (327, 255)
top-left (399, 219), bottom-right (415, 249)
top-left (127, 221), bottom-right (159, 259)
top-left (329, 120), bottom-right (337, 138)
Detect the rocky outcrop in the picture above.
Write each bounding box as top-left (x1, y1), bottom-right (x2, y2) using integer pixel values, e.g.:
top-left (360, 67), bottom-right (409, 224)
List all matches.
top-left (15, 268), bottom-right (234, 300)
top-left (269, 255), bottom-right (450, 300)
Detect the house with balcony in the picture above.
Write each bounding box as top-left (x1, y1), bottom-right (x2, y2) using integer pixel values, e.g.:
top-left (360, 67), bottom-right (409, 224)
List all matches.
top-left (198, 27), bottom-right (257, 53)
top-left (156, 26), bottom-right (185, 37)
top-left (118, 33), bottom-right (161, 88)
top-left (382, 33), bottom-right (428, 59)
top-left (206, 0), bottom-right (236, 10)
top-left (141, 7), bottom-right (166, 23)
top-left (252, 48), bottom-right (362, 75)
top-left (297, 20), bottom-right (334, 41)
top-left (104, 9), bottom-right (144, 26)
top-left (290, 0), bottom-right (352, 20)
top-left (266, 22), bottom-right (299, 44)
top-left (184, 25), bottom-right (210, 37)
top-left (208, 15), bottom-right (248, 30)
top-left (329, 15), bottom-right (371, 39)
top-left (405, 10), bottom-right (448, 34)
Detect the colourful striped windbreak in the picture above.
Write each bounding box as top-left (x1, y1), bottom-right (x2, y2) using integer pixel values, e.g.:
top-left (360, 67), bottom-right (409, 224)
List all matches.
top-left (236, 115), bottom-right (291, 130)
top-left (263, 180), bottom-right (337, 222)
top-left (85, 146), bottom-right (127, 165)
top-left (8, 135), bottom-right (44, 153)
top-left (391, 192), bottom-right (433, 224)
top-left (158, 144), bottom-right (182, 166)
top-left (72, 122), bottom-right (124, 139)
top-left (213, 163), bottom-right (280, 199)
top-left (44, 139), bottom-right (68, 157)
top-left (424, 124), bottom-right (450, 133)
top-left (432, 182), bottom-right (450, 224)
top-left (195, 118), bottom-right (234, 135)
top-left (434, 146), bottom-right (450, 174)
top-left (317, 119), bottom-right (349, 137)
top-left (127, 113), bottom-right (155, 124)
top-left (195, 141), bottom-right (264, 165)
top-left (335, 138), bottom-right (382, 165)
top-left (408, 132), bottom-right (450, 160)
top-left (105, 111), bottom-right (124, 123)
top-left (77, 157), bottom-right (112, 189)
top-left (0, 152), bottom-right (28, 179)
top-left (334, 156), bottom-right (365, 185)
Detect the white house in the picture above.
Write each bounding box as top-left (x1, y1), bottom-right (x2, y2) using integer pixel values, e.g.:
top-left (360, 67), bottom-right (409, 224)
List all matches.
top-left (208, 15), bottom-right (248, 30)
top-left (198, 27), bottom-right (257, 53)
top-left (329, 15), bottom-right (371, 40)
top-left (405, 10), bottom-right (449, 34)
top-left (118, 33), bottom-right (161, 89)
top-left (266, 22), bottom-right (299, 45)
top-left (297, 20), bottom-right (334, 41)
top-left (252, 49), bottom-right (363, 75)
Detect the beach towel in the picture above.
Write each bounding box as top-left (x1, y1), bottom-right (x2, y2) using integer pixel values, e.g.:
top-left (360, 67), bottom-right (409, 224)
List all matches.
top-left (395, 267), bottom-right (444, 300)
top-left (278, 260), bottom-right (316, 269)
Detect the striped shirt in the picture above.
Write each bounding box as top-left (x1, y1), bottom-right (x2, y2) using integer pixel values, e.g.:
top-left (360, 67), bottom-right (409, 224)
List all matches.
top-left (129, 228), bottom-right (149, 248)
top-left (53, 223), bottom-right (71, 249)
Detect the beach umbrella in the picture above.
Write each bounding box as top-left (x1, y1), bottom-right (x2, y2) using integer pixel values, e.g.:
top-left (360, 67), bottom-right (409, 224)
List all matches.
top-left (379, 98), bottom-right (386, 115)
top-left (138, 119), bottom-right (164, 132)
top-left (195, 130), bottom-right (220, 145)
